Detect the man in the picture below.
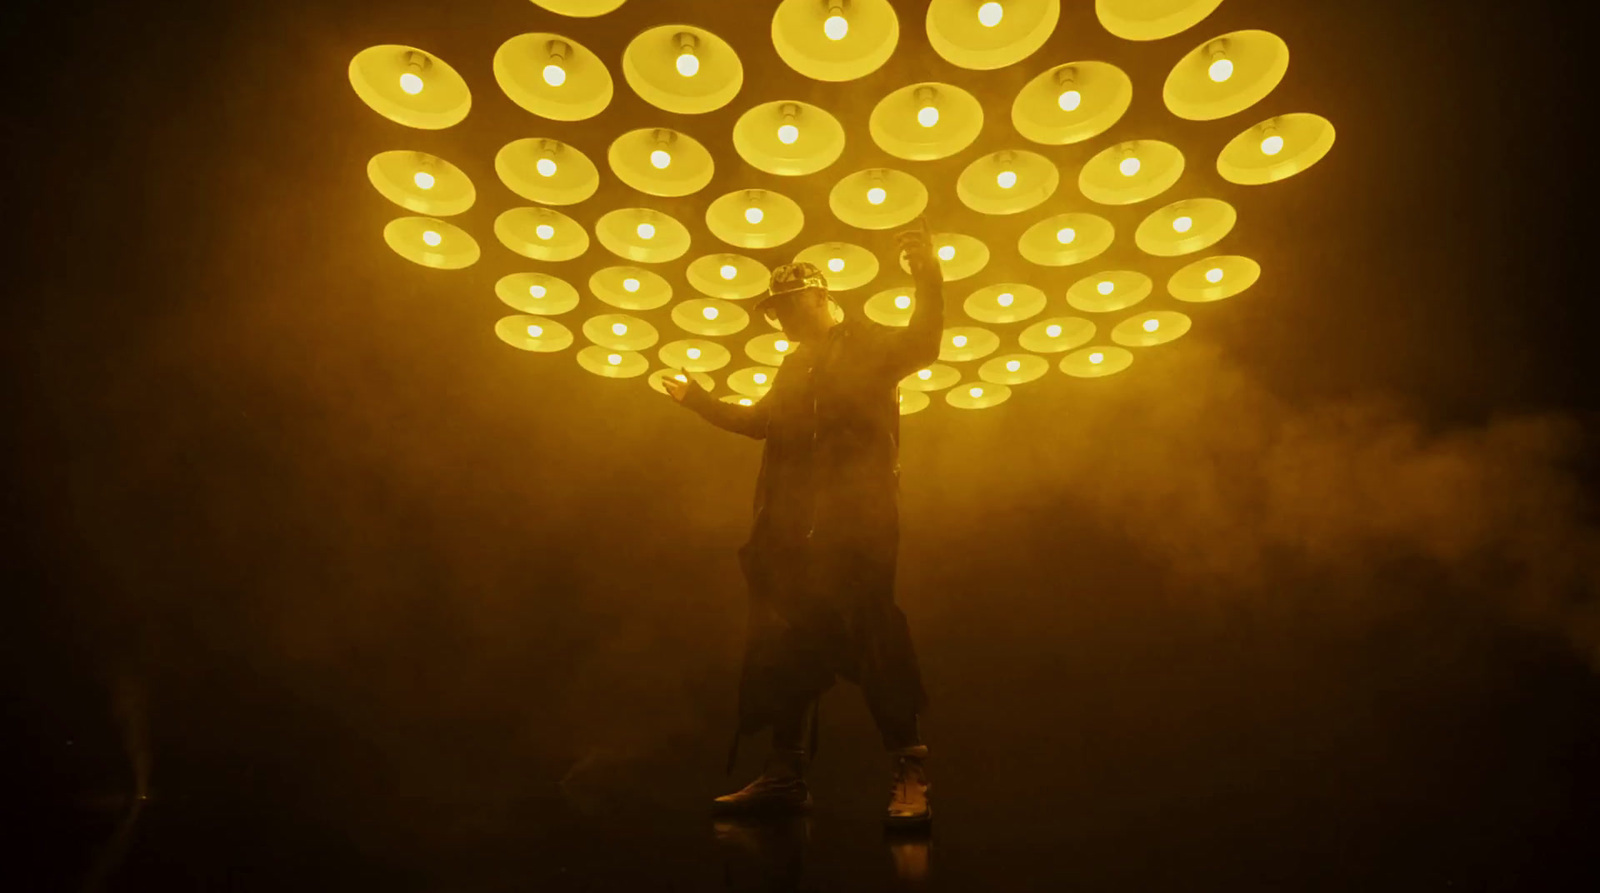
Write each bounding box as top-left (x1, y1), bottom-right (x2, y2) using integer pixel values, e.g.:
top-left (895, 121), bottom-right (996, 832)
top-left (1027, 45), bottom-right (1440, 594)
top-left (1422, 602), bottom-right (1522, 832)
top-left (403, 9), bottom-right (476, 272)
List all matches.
top-left (663, 219), bottom-right (943, 828)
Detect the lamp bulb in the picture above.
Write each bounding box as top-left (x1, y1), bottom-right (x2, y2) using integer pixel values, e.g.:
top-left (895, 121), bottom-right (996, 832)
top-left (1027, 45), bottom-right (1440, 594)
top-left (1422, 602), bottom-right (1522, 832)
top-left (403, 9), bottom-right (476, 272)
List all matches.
top-left (412, 171), bottom-right (435, 190)
top-left (612, 322), bottom-right (628, 336)
top-left (744, 207), bottom-right (764, 225)
top-left (526, 325), bottom-right (543, 338)
top-left (977, 2), bottom-right (1003, 27)
top-left (1205, 267), bottom-right (1225, 284)
top-left (867, 186), bottom-right (887, 205)
top-left (421, 230), bottom-right (441, 247)
top-left (1143, 319), bottom-right (1160, 333)
top-left (753, 372), bottom-right (768, 385)
top-left (1046, 324), bottom-right (1062, 338)
top-left (996, 170), bottom-right (1018, 189)
top-left (917, 106), bottom-right (940, 128)
top-left (606, 353), bottom-right (622, 366)
top-left (952, 335), bottom-right (968, 348)
top-left (777, 123), bottom-right (800, 145)
top-left (1089, 352), bottom-right (1104, 365)
top-left (824, 13), bottom-right (849, 41)
top-left (702, 306), bottom-right (719, 320)
top-left (893, 294), bottom-right (911, 310)
top-left (1261, 134), bottom-right (1285, 156)
top-left (970, 386), bottom-right (984, 398)
top-left (676, 52), bottom-right (700, 78)
top-left (917, 369), bottom-right (933, 380)
top-left (937, 245), bottom-right (955, 261)
top-left (636, 223), bottom-right (656, 240)
top-left (1056, 227), bottom-right (1076, 245)
top-left (827, 257), bottom-right (845, 273)
top-left (1208, 57), bottom-right (1234, 83)
top-left (1097, 280), bottom-right (1114, 295)
top-left (543, 64), bottom-right (566, 87)
top-left (1006, 360), bottom-right (1021, 372)
top-left (536, 158), bottom-right (558, 178)
top-left (649, 149), bottom-right (671, 169)
top-left (529, 284), bottom-right (547, 299)
top-left (775, 339), bottom-right (790, 352)
top-left (1119, 157), bottom-right (1141, 177)
top-left (719, 264), bottom-right (738, 281)
top-left (399, 72), bottom-right (424, 94)
top-left (535, 224), bottom-right (555, 241)
top-left (622, 277), bottom-right (640, 293)
top-left (1058, 89), bottom-right (1082, 112)
top-left (996, 293), bottom-right (1014, 307)
top-left (686, 347), bottom-right (702, 360)
top-left (1172, 216), bottom-right (1194, 233)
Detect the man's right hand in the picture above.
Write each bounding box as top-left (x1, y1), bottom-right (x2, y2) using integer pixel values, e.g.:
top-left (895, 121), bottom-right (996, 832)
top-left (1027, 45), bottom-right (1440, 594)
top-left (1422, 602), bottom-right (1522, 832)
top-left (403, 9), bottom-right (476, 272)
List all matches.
top-left (663, 369), bottom-right (694, 404)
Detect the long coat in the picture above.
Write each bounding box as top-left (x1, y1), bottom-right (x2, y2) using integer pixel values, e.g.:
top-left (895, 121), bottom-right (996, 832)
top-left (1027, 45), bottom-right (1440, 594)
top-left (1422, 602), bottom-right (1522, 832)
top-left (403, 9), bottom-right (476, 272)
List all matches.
top-left (685, 280), bottom-right (944, 759)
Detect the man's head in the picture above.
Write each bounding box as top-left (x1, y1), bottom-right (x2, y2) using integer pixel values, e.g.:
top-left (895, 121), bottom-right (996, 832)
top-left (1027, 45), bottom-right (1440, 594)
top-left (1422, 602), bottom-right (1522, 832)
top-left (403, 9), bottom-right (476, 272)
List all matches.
top-left (757, 262), bottom-right (839, 342)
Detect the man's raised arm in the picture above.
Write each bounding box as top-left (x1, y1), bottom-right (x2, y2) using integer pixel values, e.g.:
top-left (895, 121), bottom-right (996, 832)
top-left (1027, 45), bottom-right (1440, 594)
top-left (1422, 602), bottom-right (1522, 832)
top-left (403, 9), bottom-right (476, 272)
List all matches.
top-left (672, 379), bottom-right (771, 440)
top-left (877, 217), bottom-right (945, 381)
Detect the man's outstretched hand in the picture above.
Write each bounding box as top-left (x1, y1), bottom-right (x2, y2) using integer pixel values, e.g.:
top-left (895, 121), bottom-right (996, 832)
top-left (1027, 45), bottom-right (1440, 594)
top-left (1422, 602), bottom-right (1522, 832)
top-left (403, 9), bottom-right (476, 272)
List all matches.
top-left (662, 369), bottom-right (694, 404)
top-left (896, 216), bottom-right (939, 285)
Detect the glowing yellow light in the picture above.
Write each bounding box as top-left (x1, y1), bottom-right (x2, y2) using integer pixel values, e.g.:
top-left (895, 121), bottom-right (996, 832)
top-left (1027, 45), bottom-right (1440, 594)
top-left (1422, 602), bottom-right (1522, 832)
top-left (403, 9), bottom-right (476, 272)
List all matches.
top-left (543, 64), bottom-right (567, 87)
top-left (526, 325), bottom-right (544, 338)
top-left (1208, 58), bottom-right (1234, 82)
top-left (894, 294), bottom-right (911, 310)
top-left (938, 245), bottom-right (956, 261)
top-left (744, 207), bottom-right (765, 225)
top-left (775, 339), bottom-right (790, 351)
top-left (1261, 135), bottom-right (1285, 156)
top-left (969, 386), bottom-right (984, 398)
top-left (650, 149), bottom-right (671, 169)
top-left (739, 397), bottom-right (753, 406)
top-left (1089, 352), bottom-right (1104, 364)
top-left (422, 230), bottom-right (442, 247)
top-left (606, 353), bottom-right (622, 365)
top-left (1119, 157), bottom-right (1141, 177)
top-left (1005, 359), bottom-right (1021, 373)
top-left (702, 306), bottom-right (719, 320)
top-left (1097, 280), bottom-right (1114, 295)
top-left (997, 170), bottom-right (1018, 189)
top-left (867, 186), bottom-right (887, 205)
top-left (676, 52), bottom-right (700, 77)
top-left (529, 284), bottom-right (547, 299)
top-left (997, 293), bottom-right (1014, 307)
top-left (636, 223), bottom-right (656, 240)
top-left (399, 72), bottom-right (424, 94)
top-left (719, 264), bottom-right (738, 281)
top-left (1058, 89), bottom-right (1081, 112)
top-left (917, 369), bottom-right (933, 380)
top-left (412, 171), bottom-right (435, 190)
top-left (535, 224), bottom-right (555, 240)
top-left (824, 10), bottom-right (849, 40)
top-left (536, 158), bottom-right (558, 177)
top-left (978, 2), bottom-right (1004, 27)
top-left (917, 106), bottom-right (940, 128)
top-left (622, 277), bottom-right (640, 292)
top-left (778, 123), bottom-right (800, 145)
top-left (1143, 319), bottom-right (1160, 332)
top-left (1056, 227), bottom-right (1076, 245)
top-left (686, 347), bottom-right (702, 360)
top-left (952, 334), bottom-right (968, 348)
top-left (828, 257), bottom-right (845, 273)
top-left (1205, 267), bottom-right (1225, 284)
top-left (1172, 216), bottom-right (1194, 233)
top-left (612, 322), bottom-right (628, 336)
top-left (675, 373), bottom-right (687, 382)
top-left (1045, 324), bottom-right (1062, 338)
top-left (753, 372), bottom-right (769, 385)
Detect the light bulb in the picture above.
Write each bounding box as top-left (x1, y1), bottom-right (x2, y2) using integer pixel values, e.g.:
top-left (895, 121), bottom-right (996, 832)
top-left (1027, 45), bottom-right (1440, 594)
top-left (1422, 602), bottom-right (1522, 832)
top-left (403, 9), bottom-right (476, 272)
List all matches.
top-left (636, 223), bottom-right (656, 240)
top-left (1058, 89), bottom-right (1082, 112)
top-left (917, 106), bottom-right (940, 128)
top-left (412, 171), bottom-right (435, 190)
top-left (1173, 216), bottom-right (1194, 233)
top-left (828, 257), bottom-right (844, 273)
top-left (622, 277), bottom-right (640, 292)
top-left (978, 2), bottom-right (1004, 27)
top-left (1006, 360), bottom-right (1021, 373)
top-left (997, 293), bottom-right (1015, 307)
top-left (675, 374), bottom-right (688, 382)
top-left (676, 52), bottom-right (700, 77)
top-left (529, 284), bottom-right (547, 299)
top-left (719, 264), bottom-right (738, 281)
top-left (917, 369), bottom-right (933, 380)
top-left (1205, 267), bottom-right (1225, 284)
top-left (607, 353), bottom-right (622, 366)
top-left (1045, 324), bottom-right (1062, 338)
top-left (824, 10), bottom-right (848, 41)
top-left (739, 398), bottom-right (753, 406)
top-left (970, 386), bottom-right (984, 398)
top-left (422, 230), bottom-right (441, 247)
top-left (937, 245), bottom-right (955, 261)
top-left (526, 325), bottom-right (543, 338)
top-left (543, 64), bottom-right (567, 87)
top-left (686, 347), bottom-right (702, 360)
top-left (399, 72), bottom-right (425, 94)
top-left (777, 123), bottom-right (800, 145)
top-left (894, 294), bottom-right (911, 310)
top-left (1097, 281), bottom-right (1114, 295)
top-left (1261, 135), bottom-right (1285, 156)
top-left (1208, 57), bottom-right (1234, 83)
top-left (612, 322), bottom-right (628, 336)
top-left (536, 158), bottom-right (558, 177)
top-left (1119, 157), bottom-right (1141, 177)
top-left (650, 149), bottom-right (671, 169)
top-left (1143, 319), bottom-right (1160, 333)
top-left (867, 186), bottom-right (887, 205)
top-left (535, 224), bottom-right (555, 240)
top-left (996, 170), bottom-right (1018, 189)
top-left (775, 339), bottom-right (790, 352)
top-left (702, 306), bottom-right (719, 320)
top-left (1056, 227), bottom-right (1076, 245)
top-left (1089, 352), bottom-right (1104, 365)
top-left (952, 335), bottom-right (968, 348)
top-left (744, 207), bottom-right (764, 225)
top-left (753, 372), bottom-right (769, 385)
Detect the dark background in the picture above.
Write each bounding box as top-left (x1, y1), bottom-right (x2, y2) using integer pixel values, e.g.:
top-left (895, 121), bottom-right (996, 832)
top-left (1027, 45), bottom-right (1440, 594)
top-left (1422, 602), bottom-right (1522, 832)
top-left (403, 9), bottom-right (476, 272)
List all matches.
top-left (4, 0), bottom-right (1598, 889)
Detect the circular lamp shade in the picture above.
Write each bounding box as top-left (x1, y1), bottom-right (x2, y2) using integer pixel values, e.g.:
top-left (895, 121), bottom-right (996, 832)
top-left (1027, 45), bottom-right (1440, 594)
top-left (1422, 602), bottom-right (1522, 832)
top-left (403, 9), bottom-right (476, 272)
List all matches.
top-left (589, 266), bottom-right (673, 310)
top-left (385, 217), bottom-right (480, 269)
top-left (963, 284), bottom-right (1048, 325)
top-left (494, 33), bottom-right (613, 121)
top-left (496, 315), bottom-right (575, 353)
top-left (901, 363), bottom-right (962, 392)
top-left (947, 382), bottom-right (1012, 410)
top-left (1163, 30), bottom-right (1289, 121)
top-left (349, 46), bottom-right (471, 130)
top-left (898, 233), bottom-right (989, 282)
top-left (1019, 316), bottom-right (1096, 353)
top-left (869, 82), bottom-right (984, 161)
top-left (578, 346), bottom-right (649, 379)
top-left (830, 168), bottom-right (928, 231)
top-left (939, 327), bottom-right (1001, 363)
top-left (1067, 270), bottom-right (1153, 313)
top-left (1168, 255), bottom-right (1260, 303)
top-left (496, 272), bottom-right (581, 315)
top-left (1012, 61), bottom-right (1133, 146)
top-left (529, 0), bottom-right (627, 15)
top-left (706, 189), bottom-right (805, 249)
top-left (926, 0), bottom-right (1060, 70)
top-left (898, 389), bottom-right (931, 415)
top-left (979, 353), bottom-right (1050, 386)
top-left (1135, 197), bottom-right (1236, 256)
top-left (733, 100), bottom-right (846, 176)
top-left (745, 332), bottom-right (799, 366)
top-left (1079, 139), bottom-right (1185, 205)
top-left (1061, 345), bottom-right (1133, 378)
top-left (648, 367), bottom-right (716, 396)
top-left (495, 138), bottom-right (599, 206)
top-left (672, 298), bottom-right (750, 337)
top-left (582, 313), bottom-right (659, 352)
top-left (794, 242), bottom-right (880, 291)
top-left (687, 253), bottom-right (771, 300)
top-left (595, 208), bottom-right (691, 263)
top-left (1096, 0), bottom-right (1224, 41)
top-left (1112, 310), bottom-right (1192, 347)
top-left (660, 338), bottom-right (733, 373)
top-left (623, 25), bottom-right (744, 115)
top-left (495, 208), bottom-right (589, 262)
top-left (1218, 113), bottom-right (1336, 185)
top-left (957, 149), bottom-right (1059, 215)
top-left (608, 127), bottom-right (714, 197)
top-left (728, 366), bottom-right (780, 399)
top-left (864, 287), bottom-right (918, 327)
top-left (1019, 212), bottom-right (1115, 266)
top-left (771, 0), bottom-right (900, 82)
top-left (367, 151), bottom-right (475, 216)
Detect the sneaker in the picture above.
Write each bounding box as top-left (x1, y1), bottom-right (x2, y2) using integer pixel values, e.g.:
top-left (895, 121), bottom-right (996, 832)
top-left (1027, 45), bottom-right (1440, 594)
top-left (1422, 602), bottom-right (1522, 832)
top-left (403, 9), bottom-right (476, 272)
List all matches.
top-left (712, 749), bottom-right (812, 815)
top-left (884, 745), bottom-right (931, 829)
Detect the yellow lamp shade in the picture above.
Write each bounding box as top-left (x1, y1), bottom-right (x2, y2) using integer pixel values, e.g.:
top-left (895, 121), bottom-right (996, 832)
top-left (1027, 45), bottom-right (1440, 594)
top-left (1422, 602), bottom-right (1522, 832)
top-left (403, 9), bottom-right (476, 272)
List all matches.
top-left (496, 272), bottom-right (581, 315)
top-left (706, 189), bottom-right (805, 250)
top-left (367, 150), bottom-right (475, 216)
top-left (1019, 316), bottom-right (1097, 353)
top-left (686, 254), bottom-right (771, 300)
top-left (1134, 198), bottom-right (1237, 256)
top-left (581, 313), bottom-right (659, 352)
top-left (1096, 0), bottom-right (1224, 41)
top-left (672, 298), bottom-right (750, 337)
top-left (594, 209), bottom-right (691, 263)
top-left (495, 138), bottom-right (600, 206)
top-left (1112, 311), bottom-right (1192, 347)
top-left (1168, 255), bottom-right (1261, 303)
top-left (745, 332), bottom-right (798, 366)
top-left (829, 168), bottom-right (929, 230)
top-left (772, 0), bottom-right (900, 82)
top-left (589, 266), bottom-right (673, 310)
top-left (957, 150), bottom-right (1060, 215)
top-left (726, 366), bottom-right (781, 399)
top-left (659, 338), bottom-right (732, 373)
top-left (926, 0), bottom-right (1060, 70)
top-left (946, 381), bottom-right (1012, 409)
top-left (898, 389), bottom-right (931, 415)
top-left (1079, 140), bottom-right (1185, 205)
top-left (494, 33), bottom-right (613, 121)
top-left (496, 315), bottom-right (575, 353)
top-left (864, 287), bottom-right (920, 328)
top-left (793, 242), bottom-right (880, 291)
top-left (385, 216), bottom-right (480, 269)
top-left (900, 363), bottom-right (962, 392)
top-left (938, 326), bottom-right (1000, 363)
top-left (623, 25), bottom-right (744, 115)
top-left (1217, 113), bottom-right (1336, 185)
top-left (607, 127), bottom-right (714, 197)
top-left (1164, 30), bottom-right (1289, 121)
top-left (897, 232), bottom-right (989, 282)
top-left (869, 82), bottom-right (984, 161)
top-left (1018, 212), bottom-right (1116, 267)
top-left (528, 0), bottom-right (627, 15)
top-left (1067, 270), bottom-right (1152, 313)
top-left (1060, 345), bottom-right (1133, 378)
top-left (647, 367), bottom-right (716, 396)
top-left (979, 353), bottom-right (1049, 386)
top-left (494, 207), bottom-right (589, 262)
top-left (733, 100), bottom-right (847, 176)
top-left (1011, 61), bottom-right (1132, 146)
top-left (577, 346), bottom-right (649, 379)
top-left (963, 284), bottom-right (1047, 325)
top-left (348, 45), bottom-right (471, 130)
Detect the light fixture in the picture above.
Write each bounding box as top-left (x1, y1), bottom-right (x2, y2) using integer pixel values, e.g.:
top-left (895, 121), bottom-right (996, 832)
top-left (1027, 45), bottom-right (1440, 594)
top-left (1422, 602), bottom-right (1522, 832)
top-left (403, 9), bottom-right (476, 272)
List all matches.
top-left (952, 334), bottom-right (968, 348)
top-left (969, 386), bottom-right (984, 398)
top-left (828, 257), bottom-right (845, 272)
top-left (675, 33), bottom-right (700, 78)
top-left (675, 373), bottom-right (688, 382)
top-left (529, 284), bottom-right (547, 298)
top-left (824, 5), bottom-right (849, 40)
top-left (703, 306), bottom-right (719, 320)
top-left (978, 2), bottom-right (1003, 27)
top-left (1143, 319), bottom-right (1160, 332)
top-left (997, 292), bottom-right (1015, 307)
top-left (526, 324), bottom-right (544, 338)
top-left (1046, 324), bottom-right (1062, 337)
top-left (1005, 359), bottom-right (1021, 372)
top-left (1261, 134), bottom-right (1284, 155)
top-left (1120, 156), bottom-right (1141, 176)
top-left (745, 206), bottom-right (765, 224)
top-left (1089, 351), bottom-right (1104, 364)
top-left (650, 148), bottom-right (672, 169)
top-left (775, 339), bottom-right (790, 351)
top-left (915, 86), bottom-right (940, 127)
top-left (422, 230), bottom-right (441, 246)
top-left (607, 353), bottom-right (622, 365)
top-left (918, 369), bottom-right (933, 380)
top-left (1097, 280), bottom-right (1114, 295)
top-left (1207, 41), bottom-right (1234, 82)
top-left (623, 277), bottom-right (641, 292)
top-left (544, 40), bottom-right (569, 87)
top-left (894, 294), bottom-right (911, 309)
top-left (720, 263), bottom-right (738, 280)
top-left (412, 171), bottom-right (435, 190)
top-left (1056, 227), bottom-right (1076, 244)
top-left (535, 224), bottom-right (555, 240)
top-left (997, 169), bottom-right (1018, 189)
top-left (399, 72), bottom-right (424, 95)
top-left (753, 372), bottom-right (769, 384)
top-left (1173, 215), bottom-right (1194, 233)
top-left (612, 322), bottom-right (628, 336)
top-left (687, 347), bottom-right (703, 359)
top-left (636, 222), bottom-right (656, 240)
top-left (1205, 267), bottom-right (1224, 283)
top-left (778, 121), bottom-right (800, 144)
top-left (938, 245), bottom-right (955, 261)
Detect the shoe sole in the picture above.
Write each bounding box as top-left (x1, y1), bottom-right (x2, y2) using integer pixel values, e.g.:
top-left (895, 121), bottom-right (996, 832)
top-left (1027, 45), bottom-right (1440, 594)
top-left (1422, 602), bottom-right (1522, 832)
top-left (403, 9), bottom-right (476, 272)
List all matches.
top-left (710, 795), bottom-right (813, 817)
top-left (883, 808), bottom-right (932, 830)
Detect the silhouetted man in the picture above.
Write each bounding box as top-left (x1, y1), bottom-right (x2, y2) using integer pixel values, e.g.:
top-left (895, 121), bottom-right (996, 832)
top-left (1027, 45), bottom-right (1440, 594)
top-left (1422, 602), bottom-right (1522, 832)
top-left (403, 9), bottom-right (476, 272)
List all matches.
top-left (664, 219), bottom-right (942, 828)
